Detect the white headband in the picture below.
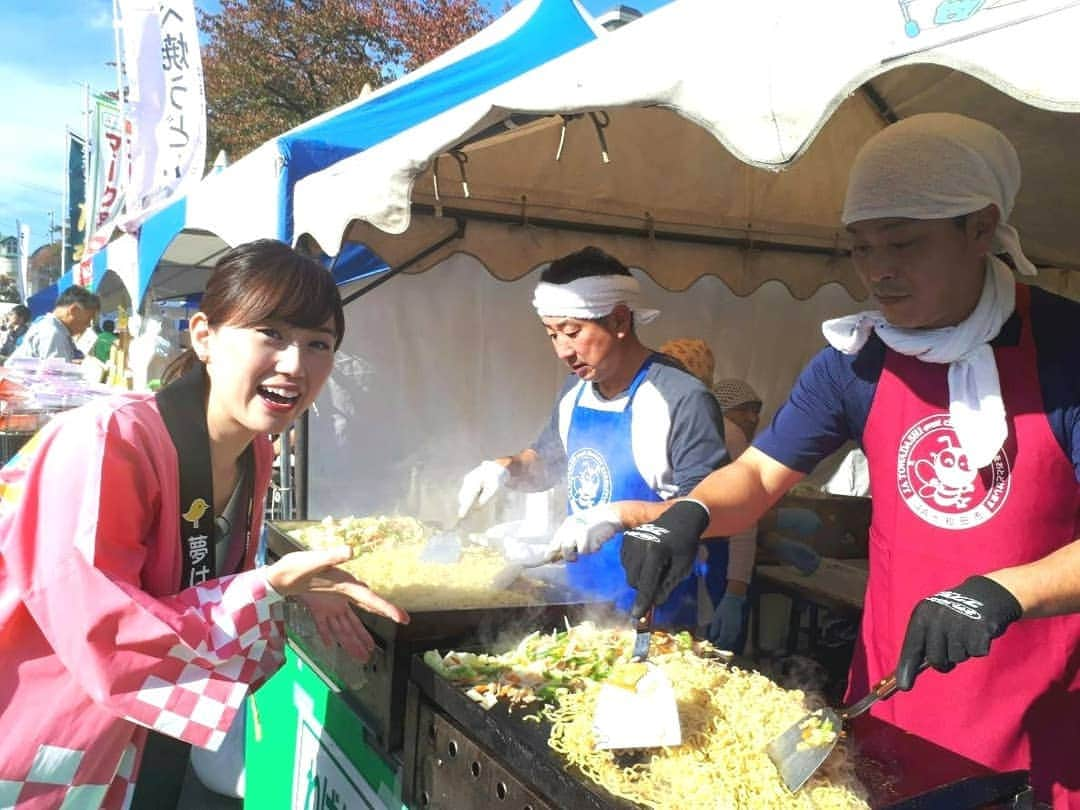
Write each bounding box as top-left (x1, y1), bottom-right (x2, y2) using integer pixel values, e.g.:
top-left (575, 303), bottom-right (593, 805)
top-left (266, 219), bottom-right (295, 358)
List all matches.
top-left (842, 113), bottom-right (1036, 276)
top-left (532, 275), bottom-right (660, 324)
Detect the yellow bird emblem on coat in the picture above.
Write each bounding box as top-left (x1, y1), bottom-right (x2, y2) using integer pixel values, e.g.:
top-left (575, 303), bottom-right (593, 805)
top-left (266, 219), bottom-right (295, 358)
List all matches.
top-left (183, 498), bottom-right (210, 527)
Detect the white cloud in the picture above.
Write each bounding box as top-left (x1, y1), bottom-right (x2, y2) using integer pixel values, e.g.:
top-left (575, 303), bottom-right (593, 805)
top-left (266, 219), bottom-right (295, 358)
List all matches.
top-left (89, 7), bottom-right (114, 30)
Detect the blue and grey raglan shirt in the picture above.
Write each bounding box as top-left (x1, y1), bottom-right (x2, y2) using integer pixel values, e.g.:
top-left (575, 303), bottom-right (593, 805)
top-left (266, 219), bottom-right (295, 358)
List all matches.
top-left (753, 286), bottom-right (1080, 482)
top-left (530, 354), bottom-right (729, 496)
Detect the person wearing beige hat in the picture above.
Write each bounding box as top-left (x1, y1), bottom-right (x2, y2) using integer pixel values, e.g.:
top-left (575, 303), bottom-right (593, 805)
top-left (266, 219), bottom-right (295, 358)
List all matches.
top-left (658, 339), bottom-right (759, 651)
top-left (607, 114), bottom-right (1080, 807)
top-left (712, 378), bottom-right (763, 451)
top-left (707, 378), bottom-right (763, 652)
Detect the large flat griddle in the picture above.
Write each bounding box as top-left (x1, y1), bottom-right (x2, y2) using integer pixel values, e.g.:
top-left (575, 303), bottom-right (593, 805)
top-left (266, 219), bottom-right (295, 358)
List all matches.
top-left (266, 519), bottom-right (613, 755)
top-left (404, 652), bottom-right (1030, 810)
top-left (266, 519), bottom-right (612, 639)
top-left (405, 651), bottom-right (637, 810)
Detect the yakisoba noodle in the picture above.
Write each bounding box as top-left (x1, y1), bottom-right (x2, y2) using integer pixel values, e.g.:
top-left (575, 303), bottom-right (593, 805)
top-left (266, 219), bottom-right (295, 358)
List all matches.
top-left (429, 622), bottom-right (869, 808)
top-left (290, 515), bottom-right (536, 610)
top-left (547, 651), bottom-right (869, 809)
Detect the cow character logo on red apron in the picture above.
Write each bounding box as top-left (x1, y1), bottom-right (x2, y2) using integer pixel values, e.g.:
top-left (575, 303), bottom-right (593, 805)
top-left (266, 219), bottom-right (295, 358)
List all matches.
top-left (567, 447), bottom-right (612, 511)
top-left (897, 412), bottom-right (1011, 529)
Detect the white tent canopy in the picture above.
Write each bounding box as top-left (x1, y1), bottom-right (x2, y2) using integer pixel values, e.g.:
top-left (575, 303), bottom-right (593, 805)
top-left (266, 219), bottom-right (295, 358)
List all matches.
top-left (285, 0), bottom-right (1080, 521)
top-left (294, 0), bottom-right (1080, 297)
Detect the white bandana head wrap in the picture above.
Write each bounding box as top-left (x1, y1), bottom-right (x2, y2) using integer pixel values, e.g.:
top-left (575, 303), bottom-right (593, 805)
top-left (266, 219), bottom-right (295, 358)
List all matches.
top-left (532, 274), bottom-right (660, 324)
top-left (842, 112), bottom-right (1035, 276)
top-left (828, 114), bottom-right (1032, 470)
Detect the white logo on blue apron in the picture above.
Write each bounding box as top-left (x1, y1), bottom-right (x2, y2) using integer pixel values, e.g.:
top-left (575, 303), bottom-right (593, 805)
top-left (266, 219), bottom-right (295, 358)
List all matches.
top-left (567, 448), bottom-right (612, 511)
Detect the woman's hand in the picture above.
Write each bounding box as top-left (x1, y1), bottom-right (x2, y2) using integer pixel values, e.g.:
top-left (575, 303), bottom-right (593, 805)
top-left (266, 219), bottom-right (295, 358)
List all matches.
top-left (265, 547), bottom-right (410, 628)
top-left (295, 592), bottom-right (378, 661)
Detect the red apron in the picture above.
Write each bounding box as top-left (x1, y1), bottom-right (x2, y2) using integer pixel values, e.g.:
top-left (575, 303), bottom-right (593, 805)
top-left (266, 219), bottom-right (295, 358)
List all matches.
top-left (852, 285), bottom-right (1080, 808)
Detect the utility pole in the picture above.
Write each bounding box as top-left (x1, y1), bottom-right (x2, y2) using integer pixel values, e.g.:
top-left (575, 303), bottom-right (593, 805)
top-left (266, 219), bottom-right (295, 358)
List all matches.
top-left (47, 211), bottom-right (63, 287)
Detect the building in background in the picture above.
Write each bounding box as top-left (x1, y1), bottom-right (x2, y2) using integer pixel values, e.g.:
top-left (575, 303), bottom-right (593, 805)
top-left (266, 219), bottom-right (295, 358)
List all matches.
top-left (28, 243), bottom-right (62, 298)
top-left (0, 236), bottom-right (18, 280)
top-left (596, 4), bottom-right (642, 30)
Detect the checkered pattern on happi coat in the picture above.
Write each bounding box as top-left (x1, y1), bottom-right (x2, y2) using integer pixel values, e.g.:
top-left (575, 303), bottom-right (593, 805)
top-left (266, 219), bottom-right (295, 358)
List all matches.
top-left (0, 740), bottom-right (138, 810)
top-left (122, 570), bottom-right (285, 751)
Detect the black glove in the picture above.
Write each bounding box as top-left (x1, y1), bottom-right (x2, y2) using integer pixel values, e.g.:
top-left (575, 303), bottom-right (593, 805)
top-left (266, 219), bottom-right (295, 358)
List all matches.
top-left (621, 499), bottom-right (710, 619)
top-left (896, 575), bottom-right (1022, 691)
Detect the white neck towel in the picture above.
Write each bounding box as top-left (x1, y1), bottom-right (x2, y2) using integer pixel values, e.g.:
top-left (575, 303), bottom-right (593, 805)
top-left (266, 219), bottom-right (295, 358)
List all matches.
top-left (822, 257), bottom-right (1015, 469)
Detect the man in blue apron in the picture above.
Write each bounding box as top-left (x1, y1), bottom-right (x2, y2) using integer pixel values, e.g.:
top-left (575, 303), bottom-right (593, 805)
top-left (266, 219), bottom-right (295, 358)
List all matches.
top-left (457, 247), bottom-right (728, 627)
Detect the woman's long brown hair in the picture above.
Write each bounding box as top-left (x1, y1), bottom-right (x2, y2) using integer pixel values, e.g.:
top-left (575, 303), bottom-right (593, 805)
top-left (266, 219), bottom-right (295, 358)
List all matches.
top-left (162, 239), bottom-right (345, 384)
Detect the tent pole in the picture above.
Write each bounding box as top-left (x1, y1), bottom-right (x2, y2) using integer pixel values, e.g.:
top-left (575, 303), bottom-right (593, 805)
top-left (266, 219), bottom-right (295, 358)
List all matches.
top-left (408, 204), bottom-right (847, 260)
top-left (860, 82), bottom-right (899, 125)
top-left (340, 219), bottom-right (466, 307)
top-left (295, 411), bottom-right (309, 520)
top-left (279, 428), bottom-right (292, 519)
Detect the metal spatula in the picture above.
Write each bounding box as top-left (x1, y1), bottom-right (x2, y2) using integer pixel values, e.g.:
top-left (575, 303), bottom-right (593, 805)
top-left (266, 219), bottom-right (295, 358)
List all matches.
top-left (592, 609), bottom-right (682, 750)
top-left (766, 661), bottom-right (928, 792)
top-left (420, 514), bottom-right (466, 564)
top-left (489, 548), bottom-right (562, 590)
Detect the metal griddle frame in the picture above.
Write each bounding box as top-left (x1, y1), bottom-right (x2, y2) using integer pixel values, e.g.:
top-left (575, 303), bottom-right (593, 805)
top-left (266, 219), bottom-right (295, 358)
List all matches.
top-left (403, 652), bottom-right (1033, 810)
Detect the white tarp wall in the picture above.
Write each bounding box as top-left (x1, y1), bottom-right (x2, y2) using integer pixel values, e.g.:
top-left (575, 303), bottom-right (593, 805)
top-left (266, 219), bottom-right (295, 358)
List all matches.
top-left (309, 254), bottom-right (860, 524)
top-left (291, 0), bottom-right (1080, 524)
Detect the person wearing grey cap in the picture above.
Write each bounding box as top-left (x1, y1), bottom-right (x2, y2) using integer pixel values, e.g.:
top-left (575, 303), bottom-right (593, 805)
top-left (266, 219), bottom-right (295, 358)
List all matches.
top-left (601, 114), bottom-right (1080, 806)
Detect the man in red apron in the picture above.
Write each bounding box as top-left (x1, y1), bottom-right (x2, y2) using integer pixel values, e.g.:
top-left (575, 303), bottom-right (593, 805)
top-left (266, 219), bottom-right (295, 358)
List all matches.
top-left (456, 247), bottom-right (729, 626)
top-left (611, 114), bottom-right (1080, 807)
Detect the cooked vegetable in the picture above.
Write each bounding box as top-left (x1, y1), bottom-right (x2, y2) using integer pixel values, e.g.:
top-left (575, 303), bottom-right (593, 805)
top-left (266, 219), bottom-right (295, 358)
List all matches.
top-left (429, 622), bottom-right (869, 809)
top-left (289, 515), bottom-right (537, 609)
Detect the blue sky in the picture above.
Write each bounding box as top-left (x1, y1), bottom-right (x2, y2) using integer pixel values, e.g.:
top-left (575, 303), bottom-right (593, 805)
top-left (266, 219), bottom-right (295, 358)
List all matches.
top-left (2, 0), bottom-right (672, 254)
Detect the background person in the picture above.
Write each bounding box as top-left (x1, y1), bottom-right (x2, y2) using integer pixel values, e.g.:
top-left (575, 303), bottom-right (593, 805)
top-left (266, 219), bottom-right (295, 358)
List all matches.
top-left (10, 285), bottom-right (100, 362)
top-left (610, 114), bottom-right (1080, 807)
top-left (0, 240), bottom-right (408, 809)
top-left (92, 318), bottom-right (118, 363)
top-left (656, 339), bottom-right (757, 649)
top-left (0, 305), bottom-right (31, 360)
top-left (708, 377), bottom-right (763, 652)
top-left (457, 247), bottom-right (728, 627)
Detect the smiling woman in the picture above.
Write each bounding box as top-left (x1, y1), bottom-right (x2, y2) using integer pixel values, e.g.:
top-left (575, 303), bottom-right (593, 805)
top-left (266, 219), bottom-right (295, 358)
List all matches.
top-left (164, 240), bottom-right (345, 459)
top-left (0, 239), bottom-right (408, 810)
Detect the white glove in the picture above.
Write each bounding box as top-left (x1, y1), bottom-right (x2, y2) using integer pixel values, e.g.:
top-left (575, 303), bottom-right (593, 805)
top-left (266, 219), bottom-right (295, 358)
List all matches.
top-left (549, 504), bottom-right (624, 561)
top-left (457, 460), bottom-right (509, 518)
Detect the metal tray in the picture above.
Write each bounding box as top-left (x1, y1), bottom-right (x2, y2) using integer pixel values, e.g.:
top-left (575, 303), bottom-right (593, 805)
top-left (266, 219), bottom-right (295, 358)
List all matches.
top-left (404, 653), bottom-right (634, 810)
top-left (266, 519), bottom-right (614, 642)
top-left (267, 518), bottom-right (613, 755)
top-left (404, 652), bottom-right (1031, 810)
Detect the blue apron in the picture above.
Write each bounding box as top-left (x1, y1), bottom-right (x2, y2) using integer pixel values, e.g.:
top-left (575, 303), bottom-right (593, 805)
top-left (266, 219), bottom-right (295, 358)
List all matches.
top-left (564, 357), bottom-right (727, 627)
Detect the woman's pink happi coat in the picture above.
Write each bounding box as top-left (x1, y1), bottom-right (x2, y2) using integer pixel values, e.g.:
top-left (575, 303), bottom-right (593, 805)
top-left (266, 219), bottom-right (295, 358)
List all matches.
top-left (0, 393), bottom-right (280, 809)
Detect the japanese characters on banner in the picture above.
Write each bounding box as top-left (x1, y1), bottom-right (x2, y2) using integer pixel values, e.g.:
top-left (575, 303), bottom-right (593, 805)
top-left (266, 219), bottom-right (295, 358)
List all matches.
top-left (74, 93), bottom-right (126, 283)
top-left (64, 131), bottom-right (88, 271)
top-left (89, 94), bottom-right (125, 236)
top-left (118, 0), bottom-right (206, 230)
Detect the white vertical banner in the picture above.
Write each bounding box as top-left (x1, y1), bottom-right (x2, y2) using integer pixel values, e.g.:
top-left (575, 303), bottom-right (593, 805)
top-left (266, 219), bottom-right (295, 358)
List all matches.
top-left (118, 0), bottom-right (206, 229)
top-left (89, 94), bottom-right (125, 234)
top-left (16, 223), bottom-right (30, 302)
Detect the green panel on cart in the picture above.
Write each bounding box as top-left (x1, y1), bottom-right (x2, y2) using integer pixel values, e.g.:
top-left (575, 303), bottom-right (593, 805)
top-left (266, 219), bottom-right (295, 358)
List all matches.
top-left (245, 638), bottom-right (407, 810)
